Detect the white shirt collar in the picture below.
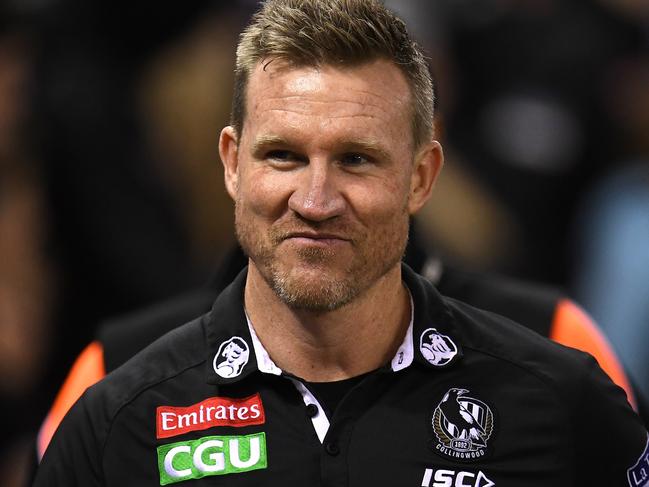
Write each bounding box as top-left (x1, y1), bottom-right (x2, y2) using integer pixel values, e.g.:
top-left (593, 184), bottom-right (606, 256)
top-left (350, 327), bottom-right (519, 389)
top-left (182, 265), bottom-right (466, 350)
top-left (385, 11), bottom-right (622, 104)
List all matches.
top-left (244, 287), bottom-right (415, 376)
top-left (245, 313), bottom-right (283, 376)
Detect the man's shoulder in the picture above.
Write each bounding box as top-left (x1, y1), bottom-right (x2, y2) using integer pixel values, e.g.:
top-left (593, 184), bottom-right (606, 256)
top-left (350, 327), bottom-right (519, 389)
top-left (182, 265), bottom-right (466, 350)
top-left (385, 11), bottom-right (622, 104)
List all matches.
top-left (82, 269), bottom-right (249, 422)
top-left (445, 295), bottom-right (595, 390)
top-left (437, 264), bottom-right (561, 336)
top-left (38, 314), bottom-right (212, 473)
top-left (406, 265), bottom-right (593, 396)
top-left (97, 288), bottom-right (216, 373)
top-left (86, 314), bottom-right (209, 418)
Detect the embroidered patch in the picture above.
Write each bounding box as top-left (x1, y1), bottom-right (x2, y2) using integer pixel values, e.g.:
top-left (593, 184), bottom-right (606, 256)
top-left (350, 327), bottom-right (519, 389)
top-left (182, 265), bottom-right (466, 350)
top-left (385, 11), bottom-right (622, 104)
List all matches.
top-left (431, 388), bottom-right (494, 462)
top-left (157, 432), bottom-right (267, 485)
top-left (157, 393), bottom-right (265, 439)
top-left (628, 436), bottom-right (649, 487)
top-left (213, 336), bottom-right (250, 379)
top-left (419, 328), bottom-right (458, 366)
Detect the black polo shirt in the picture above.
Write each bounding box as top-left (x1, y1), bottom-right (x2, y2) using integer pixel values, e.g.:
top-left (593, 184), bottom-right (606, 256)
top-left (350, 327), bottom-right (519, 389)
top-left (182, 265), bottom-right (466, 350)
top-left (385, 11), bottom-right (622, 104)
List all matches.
top-left (35, 265), bottom-right (649, 487)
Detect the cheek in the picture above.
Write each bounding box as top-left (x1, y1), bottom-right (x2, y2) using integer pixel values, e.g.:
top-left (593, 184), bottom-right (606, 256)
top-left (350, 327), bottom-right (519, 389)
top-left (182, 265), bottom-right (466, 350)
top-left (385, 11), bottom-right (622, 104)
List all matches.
top-left (238, 168), bottom-right (290, 219)
top-left (347, 175), bottom-right (410, 223)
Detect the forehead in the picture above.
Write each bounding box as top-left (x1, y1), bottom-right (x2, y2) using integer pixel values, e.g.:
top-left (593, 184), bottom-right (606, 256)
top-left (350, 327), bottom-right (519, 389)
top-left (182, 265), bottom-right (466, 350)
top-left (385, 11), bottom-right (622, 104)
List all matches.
top-left (242, 59), bottom-right (413, 148)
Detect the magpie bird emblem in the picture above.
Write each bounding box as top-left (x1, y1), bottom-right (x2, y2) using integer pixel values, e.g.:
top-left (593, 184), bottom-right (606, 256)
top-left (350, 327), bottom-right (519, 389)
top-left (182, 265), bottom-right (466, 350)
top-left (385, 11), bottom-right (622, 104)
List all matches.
top-left (432, 388), bottom-right (494, 461)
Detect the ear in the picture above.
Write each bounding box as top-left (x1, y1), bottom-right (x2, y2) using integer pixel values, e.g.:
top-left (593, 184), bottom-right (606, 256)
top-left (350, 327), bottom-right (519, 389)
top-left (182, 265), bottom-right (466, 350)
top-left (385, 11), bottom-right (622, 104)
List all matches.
top-left (408, 140), bottom-right (444, 215)
top-left (219, 126), bottom-right (240, 200)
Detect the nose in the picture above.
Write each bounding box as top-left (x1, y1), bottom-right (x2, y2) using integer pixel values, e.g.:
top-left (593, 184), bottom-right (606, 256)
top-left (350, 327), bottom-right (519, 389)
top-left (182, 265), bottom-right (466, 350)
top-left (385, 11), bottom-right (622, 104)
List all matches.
top-left (287, 160), bottom-right (346, 222)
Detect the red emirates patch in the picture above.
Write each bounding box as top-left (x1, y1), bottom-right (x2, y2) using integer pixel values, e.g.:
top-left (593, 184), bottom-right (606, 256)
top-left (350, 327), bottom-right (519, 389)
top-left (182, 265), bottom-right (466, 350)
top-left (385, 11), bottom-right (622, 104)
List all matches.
top-left (156, 393), bottom-right (265, 439)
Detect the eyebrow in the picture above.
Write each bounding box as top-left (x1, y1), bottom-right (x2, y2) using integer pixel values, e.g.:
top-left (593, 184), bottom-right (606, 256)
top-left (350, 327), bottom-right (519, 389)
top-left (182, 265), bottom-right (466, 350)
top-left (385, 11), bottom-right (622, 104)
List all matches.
top-left (251, 134), bottom-right (391, 161)
top-left (341, 139), bottom-right (391, 161)
top-left (251, 134), bottom-right (290, 154)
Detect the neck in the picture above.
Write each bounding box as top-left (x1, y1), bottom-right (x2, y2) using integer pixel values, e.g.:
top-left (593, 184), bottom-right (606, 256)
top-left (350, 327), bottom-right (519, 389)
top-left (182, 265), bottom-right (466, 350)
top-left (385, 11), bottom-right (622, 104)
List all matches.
top-left (244, 262), bottom-right (411, 382)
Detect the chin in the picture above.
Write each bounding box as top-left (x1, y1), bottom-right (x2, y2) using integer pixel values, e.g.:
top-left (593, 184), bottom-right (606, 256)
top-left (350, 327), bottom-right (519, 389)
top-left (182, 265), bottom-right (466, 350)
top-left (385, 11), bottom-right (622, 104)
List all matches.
top-left (269, 267), bottom-right (358, 312)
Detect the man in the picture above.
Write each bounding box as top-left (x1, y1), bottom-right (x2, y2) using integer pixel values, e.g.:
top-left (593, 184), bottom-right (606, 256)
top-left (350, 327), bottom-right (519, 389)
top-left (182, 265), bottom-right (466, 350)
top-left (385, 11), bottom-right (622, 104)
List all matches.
top-left (35, 235), bottom-right (645, 464)
top-left (35, 1), bottom-right (648, 486)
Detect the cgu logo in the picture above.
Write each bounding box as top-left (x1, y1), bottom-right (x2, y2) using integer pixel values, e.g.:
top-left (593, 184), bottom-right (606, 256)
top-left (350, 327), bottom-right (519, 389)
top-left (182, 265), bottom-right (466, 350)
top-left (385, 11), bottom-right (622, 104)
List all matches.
top-left (157, 432), bottom-right (267, 485)
top-left (421, 468), bottom-right (495, 487)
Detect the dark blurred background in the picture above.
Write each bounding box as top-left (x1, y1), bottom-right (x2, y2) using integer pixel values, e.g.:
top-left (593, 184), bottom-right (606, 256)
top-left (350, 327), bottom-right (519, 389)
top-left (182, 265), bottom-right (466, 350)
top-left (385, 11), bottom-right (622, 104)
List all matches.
top-left (0, 0), bottom-right (647, 484)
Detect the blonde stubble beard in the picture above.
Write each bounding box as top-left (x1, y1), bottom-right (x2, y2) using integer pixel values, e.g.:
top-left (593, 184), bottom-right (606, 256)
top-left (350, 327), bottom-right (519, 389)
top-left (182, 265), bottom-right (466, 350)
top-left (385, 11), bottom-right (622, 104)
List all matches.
top-left (234, 200), bottom-right (410, 312)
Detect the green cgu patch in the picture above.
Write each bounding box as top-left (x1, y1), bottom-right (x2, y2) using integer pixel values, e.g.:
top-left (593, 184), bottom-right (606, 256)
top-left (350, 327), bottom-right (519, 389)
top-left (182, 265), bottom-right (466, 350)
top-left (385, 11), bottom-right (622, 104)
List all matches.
top-left (157, 432), bottom-right (267, 485)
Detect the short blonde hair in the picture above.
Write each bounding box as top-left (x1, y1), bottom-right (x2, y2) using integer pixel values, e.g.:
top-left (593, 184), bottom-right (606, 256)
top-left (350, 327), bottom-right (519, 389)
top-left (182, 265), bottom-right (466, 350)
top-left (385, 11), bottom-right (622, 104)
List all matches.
top-left (232, 0), bottom-right (434, 148)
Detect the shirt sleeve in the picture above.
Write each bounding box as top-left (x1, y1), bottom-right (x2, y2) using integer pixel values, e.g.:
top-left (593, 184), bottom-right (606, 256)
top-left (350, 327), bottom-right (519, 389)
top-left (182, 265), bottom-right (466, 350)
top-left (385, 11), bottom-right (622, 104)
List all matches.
top-left (574, 356), bottom-right (649, 487)
top-left (33, 391), bottom-right (104, 487)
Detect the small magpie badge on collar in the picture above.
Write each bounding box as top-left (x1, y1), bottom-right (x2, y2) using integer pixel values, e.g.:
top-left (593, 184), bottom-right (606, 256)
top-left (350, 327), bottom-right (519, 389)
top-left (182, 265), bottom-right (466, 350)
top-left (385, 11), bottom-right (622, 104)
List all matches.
top-left (431, 387), bottom-right (495, 462)
top-left (419, 328), bottom-right (458, 367)
top-left (213, 336), bottom-right (250, 379)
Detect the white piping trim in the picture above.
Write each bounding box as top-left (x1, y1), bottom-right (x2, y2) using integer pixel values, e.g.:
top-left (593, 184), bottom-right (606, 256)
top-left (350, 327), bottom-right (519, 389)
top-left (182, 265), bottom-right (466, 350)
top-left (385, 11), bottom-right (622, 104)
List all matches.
top-left (391, 289), bottom-right (415, 372)
top-left (245, 294), bottom-right (414, 445)
top-left (288, 378), bottom-right (330, 444)
top-left (245, 313), bottom-right (329, 442)
top-left (245, 314), bottom-right (282, 376)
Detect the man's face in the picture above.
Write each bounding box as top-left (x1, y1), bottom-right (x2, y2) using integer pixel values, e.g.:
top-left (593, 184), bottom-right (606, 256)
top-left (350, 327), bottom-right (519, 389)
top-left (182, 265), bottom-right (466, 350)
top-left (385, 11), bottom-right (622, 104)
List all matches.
top-left (220, 59), bottom-right (441, 311)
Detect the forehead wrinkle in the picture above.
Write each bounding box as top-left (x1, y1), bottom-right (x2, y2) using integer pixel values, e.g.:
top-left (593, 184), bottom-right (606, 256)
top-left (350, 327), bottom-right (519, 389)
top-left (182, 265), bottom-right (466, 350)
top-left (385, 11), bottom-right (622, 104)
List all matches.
top-left (255, 97), bottom-right (400, 122)
top-left (251, 97), bottom-right (398, 132)
top-left (245, 60), bottom-right (415, 150)
top-left (264, 108), bottom-right (384, 122)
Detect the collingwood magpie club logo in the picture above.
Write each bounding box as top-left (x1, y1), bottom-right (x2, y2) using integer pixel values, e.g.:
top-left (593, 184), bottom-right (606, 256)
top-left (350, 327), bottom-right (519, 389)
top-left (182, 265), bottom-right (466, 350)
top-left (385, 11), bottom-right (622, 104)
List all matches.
top-left (420, 328), bottom-right (458, 366)
top-left (213, 336), bottom-right (250, 379)
top-left (431, 388), bottom-right (494, 462)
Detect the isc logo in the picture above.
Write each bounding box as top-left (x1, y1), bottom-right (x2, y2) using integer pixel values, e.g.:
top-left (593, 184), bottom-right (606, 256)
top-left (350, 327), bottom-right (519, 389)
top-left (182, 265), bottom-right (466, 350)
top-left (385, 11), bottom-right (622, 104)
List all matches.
top-left (421, 468), bottom-right (495, 487)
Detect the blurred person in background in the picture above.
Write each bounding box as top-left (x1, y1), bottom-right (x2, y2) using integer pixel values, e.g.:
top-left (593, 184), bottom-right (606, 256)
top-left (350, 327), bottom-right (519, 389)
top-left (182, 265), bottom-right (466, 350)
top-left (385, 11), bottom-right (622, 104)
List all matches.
top-left (0, 6), bottom-right (54, 487)
top-left (0, 1), bottom-right (253, 486)
top-left (573, 41), bottom-right (649, 399)
top-left (28, 0), bottom-right (255, 426)
top-left (387, 0), bottom-right (649, 399)
top-left (389, 0), bottom-right (647, 282)
top-left (575, 163), bottom-right (649, 404)
top-left (571, 0), bottom-right (649, 393)
top-left (31, 0), bottom-right (221, 389)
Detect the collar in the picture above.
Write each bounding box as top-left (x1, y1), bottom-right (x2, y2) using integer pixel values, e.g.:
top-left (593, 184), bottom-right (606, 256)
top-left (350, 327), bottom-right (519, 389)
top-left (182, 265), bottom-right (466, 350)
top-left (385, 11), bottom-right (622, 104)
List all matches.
top-left (205, 264), bottom-right (463, 385)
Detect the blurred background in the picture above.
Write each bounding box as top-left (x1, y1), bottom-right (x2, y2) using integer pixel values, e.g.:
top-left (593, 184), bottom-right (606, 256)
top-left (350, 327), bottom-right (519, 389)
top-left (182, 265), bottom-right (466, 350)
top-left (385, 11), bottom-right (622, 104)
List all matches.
top-left (0, 0), bottom-right (647, 484)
